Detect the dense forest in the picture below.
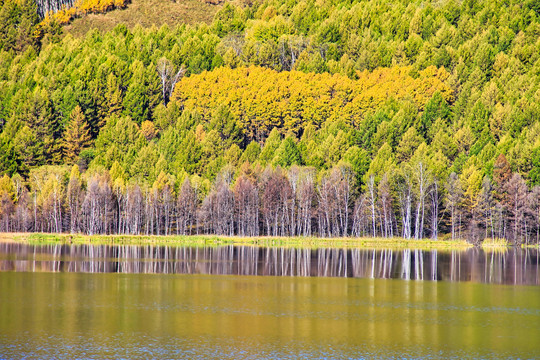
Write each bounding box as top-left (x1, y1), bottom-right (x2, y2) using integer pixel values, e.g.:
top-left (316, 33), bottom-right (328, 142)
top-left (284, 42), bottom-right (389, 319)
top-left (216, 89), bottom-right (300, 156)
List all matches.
top-left (1, 0), bottom-right (540, 243)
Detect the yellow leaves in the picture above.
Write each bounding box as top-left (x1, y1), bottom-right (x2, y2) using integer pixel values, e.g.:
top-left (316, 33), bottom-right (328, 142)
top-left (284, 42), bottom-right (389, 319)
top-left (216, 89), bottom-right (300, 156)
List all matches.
top-left (195, 124), bottom-right (206, 142)
top-left (460, 163), bottom-right (482, 210)
top-left (38, 0), bottom-right (127, 28)
top-left (140, 121), bottom-right (157, 141)
top-left (172, 65), bottom-right (452, 140)
top-left (152, 170), bottom-right (175, 192)
top-left (39, 6), bottom-right (77, 28)
top-left (454, 126), bottom-right (474, 154)
top-left (490, 102), bottom-right (510, 140)
top-left (0, 175), bottom-right (15, 200)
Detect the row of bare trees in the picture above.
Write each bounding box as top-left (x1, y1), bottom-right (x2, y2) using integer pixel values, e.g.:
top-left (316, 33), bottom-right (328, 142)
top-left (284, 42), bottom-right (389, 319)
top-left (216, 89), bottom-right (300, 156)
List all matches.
top-left (1, 162), bottom-right (540, 244)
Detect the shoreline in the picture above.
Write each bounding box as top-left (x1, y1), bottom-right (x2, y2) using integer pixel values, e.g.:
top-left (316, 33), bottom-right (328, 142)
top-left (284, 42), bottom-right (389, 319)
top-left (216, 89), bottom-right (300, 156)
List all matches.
top-left (0, 232), bottom-right (510, 250)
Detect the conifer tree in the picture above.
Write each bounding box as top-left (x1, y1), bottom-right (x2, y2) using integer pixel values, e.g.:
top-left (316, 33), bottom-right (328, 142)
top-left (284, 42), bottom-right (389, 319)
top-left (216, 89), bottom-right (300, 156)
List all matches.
top-left (63, 106), bottom-right (92, 163)
top-left (274, 136), bottom-right (302, 168)
top-left (529, 147), bottom-right (540, 186)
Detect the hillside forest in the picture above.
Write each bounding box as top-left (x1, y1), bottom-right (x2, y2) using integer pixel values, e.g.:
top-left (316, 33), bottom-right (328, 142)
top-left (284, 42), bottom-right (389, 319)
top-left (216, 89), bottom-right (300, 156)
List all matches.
top-left (1, 0), bottom-right (540, 243)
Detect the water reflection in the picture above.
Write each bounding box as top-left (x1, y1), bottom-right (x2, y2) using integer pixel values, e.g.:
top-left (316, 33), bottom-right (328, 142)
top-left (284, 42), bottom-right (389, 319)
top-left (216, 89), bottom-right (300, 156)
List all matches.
top-left (0, 243), bottom-right (539, 285)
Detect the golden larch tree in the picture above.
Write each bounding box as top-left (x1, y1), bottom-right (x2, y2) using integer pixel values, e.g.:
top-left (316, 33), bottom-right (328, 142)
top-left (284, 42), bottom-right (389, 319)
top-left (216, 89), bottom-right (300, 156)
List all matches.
top-left (63, 105), bottom-right (92, 163)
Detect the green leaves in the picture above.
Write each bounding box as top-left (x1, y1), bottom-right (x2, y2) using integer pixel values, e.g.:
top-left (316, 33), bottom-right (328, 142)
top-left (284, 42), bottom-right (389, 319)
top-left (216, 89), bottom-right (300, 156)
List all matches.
top-left (529, 147), bottom-right (540, 186)
top-left (273, 136), bottom-right (302, 168)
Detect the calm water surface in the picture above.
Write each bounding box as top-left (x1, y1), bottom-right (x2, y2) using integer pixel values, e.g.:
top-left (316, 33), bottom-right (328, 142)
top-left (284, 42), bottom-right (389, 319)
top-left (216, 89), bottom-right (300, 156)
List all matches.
top-left (1, 243), bottom-right (539, 284)
top-left (1, 244), bottom-right (540, 359)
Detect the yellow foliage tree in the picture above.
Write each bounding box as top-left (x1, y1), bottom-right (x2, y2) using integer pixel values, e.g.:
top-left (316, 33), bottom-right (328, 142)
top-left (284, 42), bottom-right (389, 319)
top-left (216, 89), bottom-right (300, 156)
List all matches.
top-left (172, 65), bottom-right (453, 143)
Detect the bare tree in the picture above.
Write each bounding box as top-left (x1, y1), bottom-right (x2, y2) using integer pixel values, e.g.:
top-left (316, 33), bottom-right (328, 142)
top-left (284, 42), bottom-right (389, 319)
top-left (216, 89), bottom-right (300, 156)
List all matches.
top-left (6, 163), bottom-right (539, 241)
top-left (112, 179), bottom-right (126, 234)
top-left (278, 35), bottom-right (309, 70)
top-left (396, 166), bottom-right (414, 239)
top-left (333, 164), bottom-right (354, 237)
top-left (214, 181), bottom-right (235, 236)
top-left (478, 176), bottom-right (495, 240)
top-left (82, 177), bottom-right (99, 235)
top-left (428, 179), bottom-right (440, 239)
top-left (0, 191), bottom-right (13, 232)
top-left (528, 186), bottom-right (540, 244)
top-left (317, 168), bottom-right (350, 238)
top-left (379, 174), bottom-right (394, 238)
top-left (14, 187), bottom-right (31, 232)
top-left (261, 167), bottom-right (289, 236)
top-left (506, 173), bottom-right (528, 244)
top-left (296, 167), bottom-right (316, 236)
top-left (234, 175), bottom-right (259, 236)
top-left (445, 172), bottom-right (462, 241)
top-left (125, 185), bottom-right (143, 235)
top-left (352, 195), bottom-right (368, 237)
top-left (156, 57), bottom-right (186, 106)
top-left (287, 166), bottom-right (300, 236)
top-left (67, 170), bottom-right (83, 233)
top-left (161, 184), bottom-right (174, 235)
top-left (41, 175), bottom-right (63, 233)
top-left (199, 195), bottom-right (213, 235)
top-left (177, 178), bottom-right (198, 235)
top-left (367, 175), bottom-right (378, 237)
top-left (81, 174), bottom-right (114, 235)
top-left (413, 161), bottom-right (431, 239)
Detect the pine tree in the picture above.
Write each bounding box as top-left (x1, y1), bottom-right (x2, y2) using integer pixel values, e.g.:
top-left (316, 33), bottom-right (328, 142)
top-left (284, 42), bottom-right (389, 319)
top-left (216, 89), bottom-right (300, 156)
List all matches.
top-left (63, 106), bottom-right (92, 163)
top-left (14, 0), bottom-right (39, 52)
top-left (273, 136), bottom-right (302, 168)
top-left (0, 136), bottom-right (18, 176)
top-left (493, 153), bottom-right (512, 201)
top-left (259, 128), bottom-right (281, 165)
top-left (396, 127), bottom-right (424, 162)
top-left (530, 147), bottom-right (540, 186)
top-left (141, 121), bottom-right (157, 141)
top-left (123, 61), bottom-right (149, 124)
top-left (106, 74), bottom-right (123, 117)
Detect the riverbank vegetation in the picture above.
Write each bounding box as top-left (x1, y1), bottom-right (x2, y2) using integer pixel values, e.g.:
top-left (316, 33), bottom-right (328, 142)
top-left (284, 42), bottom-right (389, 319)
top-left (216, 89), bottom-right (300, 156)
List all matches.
top-left (1, 0), bottom-right (540, 244)
top-left (2, 232), bottom-right (473, 250)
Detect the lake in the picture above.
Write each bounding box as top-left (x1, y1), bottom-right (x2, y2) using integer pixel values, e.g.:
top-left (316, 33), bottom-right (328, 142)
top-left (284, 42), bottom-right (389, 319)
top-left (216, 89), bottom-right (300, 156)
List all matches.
top-left (1, 243), bottom-right (540, 358)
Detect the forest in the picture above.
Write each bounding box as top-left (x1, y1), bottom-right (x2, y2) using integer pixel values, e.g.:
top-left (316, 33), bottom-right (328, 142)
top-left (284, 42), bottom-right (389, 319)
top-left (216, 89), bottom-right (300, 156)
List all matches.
top-left (1, 0), bottom-right (540, 243)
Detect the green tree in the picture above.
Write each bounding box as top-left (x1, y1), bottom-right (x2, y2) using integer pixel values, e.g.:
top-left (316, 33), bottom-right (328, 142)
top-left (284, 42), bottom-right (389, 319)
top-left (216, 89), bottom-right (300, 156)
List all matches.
top-left (0, 135), bottom-right (17, 176)
top-left (530, 147), bottom-right (540, 186)
top-left (396, 127), bottom-right (423, 163)
top-left (239, 141), bottom-right (261, 164)
top-left (273, 136), bottom-right (302, 167)
top-left (344, 146), bottom-right (370, 188)
top-left (209, 105), bottom-right (244, 150)
top-left (418, 92), bottom-right (450, 141)
top-left (63, 106), bottom-right (92, 163)
top-left (259, 128), bottom-right (281, 165)
top-left (123, 61), bottom-right (149, 124)
top-left (365, 142), bottom-right (395, 183)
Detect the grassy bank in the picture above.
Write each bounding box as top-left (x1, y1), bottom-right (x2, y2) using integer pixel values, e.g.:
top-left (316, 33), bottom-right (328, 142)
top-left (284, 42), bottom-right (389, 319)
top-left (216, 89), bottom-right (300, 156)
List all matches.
top-left (521, 243), bottom-right (540, 249)
top-left (0, 232), bottom-right (479, 250)
top-left (64, 0), bottom-right (220, 37)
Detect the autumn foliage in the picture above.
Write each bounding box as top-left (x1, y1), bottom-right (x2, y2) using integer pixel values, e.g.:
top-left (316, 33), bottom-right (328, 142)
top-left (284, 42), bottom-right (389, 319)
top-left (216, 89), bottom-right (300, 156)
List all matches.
top-left (39, 0), bottom-right (129, 27)
top-left (174, 66), bottom-right (452, 142)
top-left (1, 0), bottom-right (540, 243)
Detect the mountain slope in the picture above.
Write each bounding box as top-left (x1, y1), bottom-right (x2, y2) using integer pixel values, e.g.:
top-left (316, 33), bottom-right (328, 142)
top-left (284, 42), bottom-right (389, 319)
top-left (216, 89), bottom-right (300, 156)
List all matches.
top-left (63, 0), bottom-right (221, 36)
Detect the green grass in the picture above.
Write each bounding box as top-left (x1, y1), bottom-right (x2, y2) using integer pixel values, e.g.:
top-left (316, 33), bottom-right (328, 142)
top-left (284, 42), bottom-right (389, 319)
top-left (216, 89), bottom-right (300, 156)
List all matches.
top-left (521, 243), bottom-right (540, 249)
top-left (64, 0), bottom-right (221, 37)
top-left (1, 232), bottom-right (476, 250)
top-left (481, 238), bottom-right (510, 248)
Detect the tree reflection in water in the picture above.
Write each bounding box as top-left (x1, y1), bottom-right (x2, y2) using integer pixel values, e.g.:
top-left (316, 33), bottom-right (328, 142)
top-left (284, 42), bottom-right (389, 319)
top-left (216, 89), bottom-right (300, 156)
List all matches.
top-left (0, 243), bottom-right (538, 285)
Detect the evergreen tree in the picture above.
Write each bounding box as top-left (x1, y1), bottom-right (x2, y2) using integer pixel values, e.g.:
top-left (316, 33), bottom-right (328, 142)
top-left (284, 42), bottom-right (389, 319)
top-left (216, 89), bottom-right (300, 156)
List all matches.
top-left (0, 136), bottom-right (17, 176)
top-left (273, 136), bottom-right (302, 167)
top-left (209, 105), bottom-right (244, 150)
top-left (530, 147), bottom-right (540, 186)
top-left (63, 106), bottom-right (92, 163)
top-left (259, 128), bottom-right (281, 165)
